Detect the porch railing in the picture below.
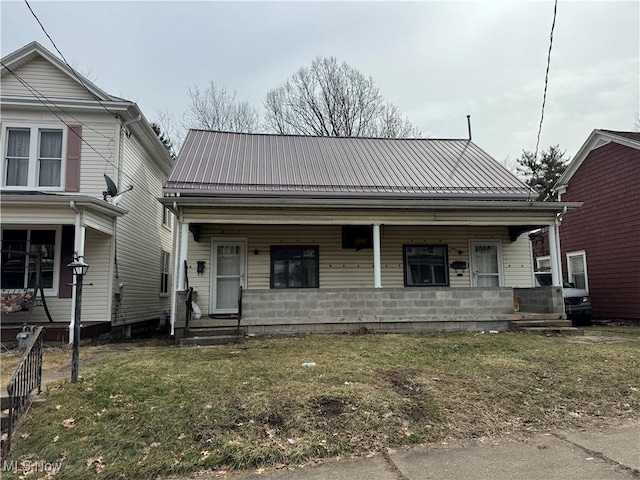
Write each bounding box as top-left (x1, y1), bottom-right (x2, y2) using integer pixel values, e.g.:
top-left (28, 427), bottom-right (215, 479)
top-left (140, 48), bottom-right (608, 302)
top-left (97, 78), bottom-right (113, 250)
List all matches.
top-left (3, 326), bottom-right (45, 457)
top-left (236, 286), bottom-right (243, 335)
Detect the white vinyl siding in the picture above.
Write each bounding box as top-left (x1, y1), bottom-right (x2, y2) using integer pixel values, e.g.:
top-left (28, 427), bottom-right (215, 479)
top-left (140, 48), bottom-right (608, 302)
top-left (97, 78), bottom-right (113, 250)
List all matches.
top-left (113, 134), bottom-right (172, 324)
top-left (1, 57), bottom-right (97, 100)
top-left (81, 229), bottom-right (112, 323)
top-left (184, 224), bottom-right (534, 314)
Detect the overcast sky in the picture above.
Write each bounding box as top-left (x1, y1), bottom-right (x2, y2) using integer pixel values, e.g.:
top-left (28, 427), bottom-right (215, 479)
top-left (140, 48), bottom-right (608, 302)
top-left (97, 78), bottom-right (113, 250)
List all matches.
top-left (2, 1), bottom-right (638, 164)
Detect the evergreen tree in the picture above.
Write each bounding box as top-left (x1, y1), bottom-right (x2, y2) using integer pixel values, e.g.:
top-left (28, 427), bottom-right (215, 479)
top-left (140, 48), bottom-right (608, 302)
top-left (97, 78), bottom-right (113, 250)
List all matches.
top-left (516, 144), bottom-right (568, 201)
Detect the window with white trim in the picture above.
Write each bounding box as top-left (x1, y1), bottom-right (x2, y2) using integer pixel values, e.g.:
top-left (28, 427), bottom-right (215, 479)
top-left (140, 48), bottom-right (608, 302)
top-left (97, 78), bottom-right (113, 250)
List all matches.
top-left (3, 126), bottom-right (65, 189)
top-left (162, 206), bottom-right (173, 230)
top-left (160, 251), bottom-right (170, 294)
top-left (1, 228), bottom-right (60, 292)
top-left (536, 255), bottom-right (551, 271)
top-left (567, 251), bottom-right (588, 291)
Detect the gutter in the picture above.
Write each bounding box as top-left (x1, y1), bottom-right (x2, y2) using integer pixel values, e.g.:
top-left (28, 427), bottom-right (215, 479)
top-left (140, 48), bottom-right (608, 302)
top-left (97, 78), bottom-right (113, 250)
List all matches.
top-left (159, 195), bottom-right (581, 212)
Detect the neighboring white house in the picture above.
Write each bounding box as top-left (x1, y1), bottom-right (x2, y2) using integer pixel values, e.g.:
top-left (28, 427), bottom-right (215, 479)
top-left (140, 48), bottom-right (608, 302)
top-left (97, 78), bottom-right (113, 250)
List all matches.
top-left (0, 41), bottom-right (174, 341)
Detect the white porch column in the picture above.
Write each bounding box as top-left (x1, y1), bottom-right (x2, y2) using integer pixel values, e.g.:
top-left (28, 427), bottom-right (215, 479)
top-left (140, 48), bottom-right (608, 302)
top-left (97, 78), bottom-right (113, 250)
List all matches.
top-left (69, 215), bottom-right (86, 345)
top-left (548, 223), bottom-right (562, 287)
top-left (169, 218), bottom-right (182, 337)
top-left (373, 224), bottom-right (382, 288)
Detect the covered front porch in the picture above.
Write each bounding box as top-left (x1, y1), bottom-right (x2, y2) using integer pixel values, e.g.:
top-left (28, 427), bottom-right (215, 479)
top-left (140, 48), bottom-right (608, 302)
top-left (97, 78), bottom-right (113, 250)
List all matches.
top-left (1, 195), bottom-right (125, 344)
top-left (166, 200), bottom-right (569, 337)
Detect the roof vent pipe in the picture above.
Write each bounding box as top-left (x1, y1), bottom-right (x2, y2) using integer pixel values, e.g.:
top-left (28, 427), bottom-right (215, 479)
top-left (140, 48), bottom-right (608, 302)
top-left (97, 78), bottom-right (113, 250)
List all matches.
top-left (467, 115), bottom-right (472, 141)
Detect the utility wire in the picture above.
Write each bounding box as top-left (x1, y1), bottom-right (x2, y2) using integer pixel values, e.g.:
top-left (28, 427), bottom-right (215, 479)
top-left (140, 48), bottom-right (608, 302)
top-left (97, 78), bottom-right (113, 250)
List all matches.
top-left (533, 0), bottom-right (558, 167)
top-left (527, 0), bottom-right (558, 202)
top-left (23, 0), bottom-right (120, 118)
top-left (1, 60), bottom-right (134, 185)
top-left (2, 66), bottom-right (114, 145)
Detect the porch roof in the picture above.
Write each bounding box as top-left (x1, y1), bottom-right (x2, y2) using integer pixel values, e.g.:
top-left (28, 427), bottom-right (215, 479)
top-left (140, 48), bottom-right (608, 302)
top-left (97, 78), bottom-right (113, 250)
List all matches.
top-left (0, 192), bottom-right (127, 218)
top-left (166, 130), bottom-right (536, 201)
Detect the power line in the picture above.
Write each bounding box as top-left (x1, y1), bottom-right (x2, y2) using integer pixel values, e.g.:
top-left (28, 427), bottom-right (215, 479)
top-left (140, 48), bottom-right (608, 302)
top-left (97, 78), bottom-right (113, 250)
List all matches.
top-left (23, 0), bottom-right (119, 118)
top-left (1, 60), bottom-right (130, 182)
top-left (533, 0), bottom-right (558, 164)
top-left (2, 67), bottom-right (114, 145)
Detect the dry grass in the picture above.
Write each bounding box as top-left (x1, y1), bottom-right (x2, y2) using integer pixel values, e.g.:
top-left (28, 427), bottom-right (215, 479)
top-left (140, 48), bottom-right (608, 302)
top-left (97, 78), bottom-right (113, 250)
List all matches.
top-left (4, 329), bottom-right (639, 479)
top-left (1, 344), bottom-right (119, 387)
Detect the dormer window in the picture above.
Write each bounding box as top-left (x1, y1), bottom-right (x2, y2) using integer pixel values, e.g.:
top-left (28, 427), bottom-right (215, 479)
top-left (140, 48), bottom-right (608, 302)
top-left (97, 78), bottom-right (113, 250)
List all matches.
top-left (3, 126), bottom-right (65, 189)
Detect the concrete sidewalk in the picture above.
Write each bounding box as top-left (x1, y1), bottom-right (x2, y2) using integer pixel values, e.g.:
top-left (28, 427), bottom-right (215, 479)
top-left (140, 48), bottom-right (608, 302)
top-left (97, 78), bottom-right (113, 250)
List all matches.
top-left (181, 422), bottom-right (640, 480)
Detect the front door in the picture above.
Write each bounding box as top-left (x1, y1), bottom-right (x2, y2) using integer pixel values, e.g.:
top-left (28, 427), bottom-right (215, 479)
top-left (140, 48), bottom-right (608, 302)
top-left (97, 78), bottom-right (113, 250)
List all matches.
top-left (470, 241), bottom-right (502, 287)
top-left (210, 240), bottom-right (246, 313)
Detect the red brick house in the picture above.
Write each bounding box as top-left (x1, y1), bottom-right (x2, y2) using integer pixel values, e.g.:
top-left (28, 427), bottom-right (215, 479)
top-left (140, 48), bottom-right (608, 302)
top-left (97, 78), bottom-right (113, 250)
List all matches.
top-left (534, 130), bottom-right (640, 320)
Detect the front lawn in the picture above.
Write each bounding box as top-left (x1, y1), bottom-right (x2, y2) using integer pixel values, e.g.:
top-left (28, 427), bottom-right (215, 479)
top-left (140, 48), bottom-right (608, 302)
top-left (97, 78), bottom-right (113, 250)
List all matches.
top-left (5, 330), bottom-right (640, 479)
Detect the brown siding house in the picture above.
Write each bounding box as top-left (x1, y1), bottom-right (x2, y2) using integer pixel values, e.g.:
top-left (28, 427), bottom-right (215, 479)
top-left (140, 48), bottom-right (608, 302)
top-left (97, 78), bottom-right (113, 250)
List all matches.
top-left (551, 130), bottom-right (640, 320)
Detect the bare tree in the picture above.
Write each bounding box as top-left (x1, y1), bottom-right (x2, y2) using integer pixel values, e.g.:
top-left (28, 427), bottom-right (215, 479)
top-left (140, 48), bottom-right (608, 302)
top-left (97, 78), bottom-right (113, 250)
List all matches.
top-left (264, 56), bottom-right (420, 138)
top-left (155, 109), bottom-right (185, 155)
top-left (183, 81), bottom-right (259, 133)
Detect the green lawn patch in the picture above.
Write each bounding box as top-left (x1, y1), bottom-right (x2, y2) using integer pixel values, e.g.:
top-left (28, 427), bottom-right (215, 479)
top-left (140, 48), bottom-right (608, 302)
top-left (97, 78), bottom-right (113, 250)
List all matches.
top-left (4, 331), bottom-right (640, 479)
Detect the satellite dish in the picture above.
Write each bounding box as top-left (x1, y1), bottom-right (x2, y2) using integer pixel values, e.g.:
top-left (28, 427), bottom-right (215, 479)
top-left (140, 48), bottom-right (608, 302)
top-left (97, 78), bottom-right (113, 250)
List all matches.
top-left (103, 174), bottom-right (133, 201)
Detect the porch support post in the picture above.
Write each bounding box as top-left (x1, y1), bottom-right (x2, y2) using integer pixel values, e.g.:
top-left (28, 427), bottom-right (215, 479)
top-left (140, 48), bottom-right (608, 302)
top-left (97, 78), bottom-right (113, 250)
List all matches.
top-left (373, 223), bottom-right (382, 288)
top-left (548, 222), bottom-right (561, 286)
top-left (169, 218), bottom-right (182, 337)
top-left (69, 210), bottom-right (86, 345)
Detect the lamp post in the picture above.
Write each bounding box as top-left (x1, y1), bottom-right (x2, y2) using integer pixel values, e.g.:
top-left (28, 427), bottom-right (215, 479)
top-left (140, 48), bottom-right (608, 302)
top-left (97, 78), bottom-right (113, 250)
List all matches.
top-left (68, 256), bottom-right (89, 384)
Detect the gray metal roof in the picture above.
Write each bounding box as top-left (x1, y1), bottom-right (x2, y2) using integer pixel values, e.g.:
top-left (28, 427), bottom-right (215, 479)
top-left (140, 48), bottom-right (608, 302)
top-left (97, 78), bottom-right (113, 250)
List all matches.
top-left (166, 130), bottom-right (534, 200)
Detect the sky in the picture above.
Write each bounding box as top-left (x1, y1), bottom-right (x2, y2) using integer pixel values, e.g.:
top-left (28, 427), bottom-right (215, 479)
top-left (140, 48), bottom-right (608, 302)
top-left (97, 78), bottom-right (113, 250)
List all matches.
top-left (1, 1), bottom-right (638, 165)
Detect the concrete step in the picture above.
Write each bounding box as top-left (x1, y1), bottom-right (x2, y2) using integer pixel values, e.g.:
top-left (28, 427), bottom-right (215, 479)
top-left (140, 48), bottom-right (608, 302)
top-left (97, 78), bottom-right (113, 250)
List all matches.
top-left (0, 396), bottom-right (10, 411)
top-left (188, 318), bottom-right (239, 329)
top-left (180, 335), bottom-right (242, 346)
top-left (511, 319), bottom-right (572, 328)
top-left (184, 327), bottom-right (240, 337)
top-left (519, 326), bottom-right (584, 336)
top-left (510, 312), bottom-right (567, 321)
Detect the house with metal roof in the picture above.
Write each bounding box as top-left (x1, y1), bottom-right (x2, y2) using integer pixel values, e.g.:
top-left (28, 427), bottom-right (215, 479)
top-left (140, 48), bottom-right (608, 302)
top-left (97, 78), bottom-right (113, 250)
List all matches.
top-left (162, 129), bottom-right (580, 342)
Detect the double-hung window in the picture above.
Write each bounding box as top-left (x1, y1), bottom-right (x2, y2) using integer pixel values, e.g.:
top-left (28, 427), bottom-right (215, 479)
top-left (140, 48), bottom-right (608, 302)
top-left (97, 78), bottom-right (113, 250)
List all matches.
top-left (270, 246), bottom-right (319, 288)
top-left (160, 251), bottom-right (170, 295)
top-left (162, 206), bottom-right (173, 230)
top-left (3, 127), bottom-right (65, 189)
top-left (1, 228), bottom-right (59, 292)
top-left (403, 244), bottom-right (449, 286)
top-left (567, 251), bottom-right (588, 291)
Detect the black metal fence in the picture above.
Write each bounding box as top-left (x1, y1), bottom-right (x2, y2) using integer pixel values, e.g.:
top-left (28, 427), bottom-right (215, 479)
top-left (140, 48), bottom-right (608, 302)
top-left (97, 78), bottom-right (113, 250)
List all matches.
top-left (3, 326), bottom-right (45, 456)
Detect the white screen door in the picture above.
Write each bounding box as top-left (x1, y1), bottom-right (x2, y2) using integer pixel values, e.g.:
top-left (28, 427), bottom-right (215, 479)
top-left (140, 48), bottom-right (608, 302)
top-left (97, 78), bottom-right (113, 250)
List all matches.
top-left (211, 240), bottom-right (246, 313)
top-left (470, 241), bottom-right (502, 287)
